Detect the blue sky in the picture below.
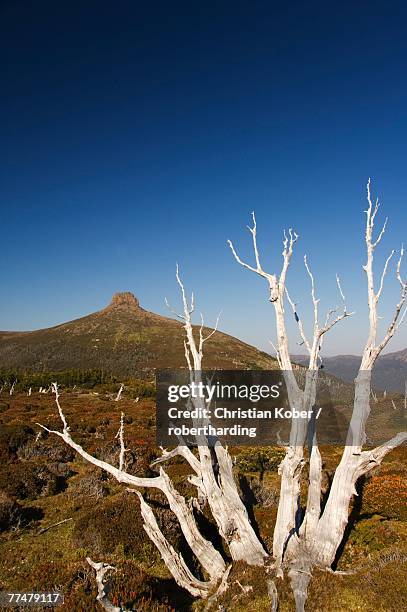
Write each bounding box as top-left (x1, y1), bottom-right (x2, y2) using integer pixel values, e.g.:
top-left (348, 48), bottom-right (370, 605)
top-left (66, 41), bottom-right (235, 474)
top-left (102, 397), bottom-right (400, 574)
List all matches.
top-left (0, 1), bottom-right (406, 355)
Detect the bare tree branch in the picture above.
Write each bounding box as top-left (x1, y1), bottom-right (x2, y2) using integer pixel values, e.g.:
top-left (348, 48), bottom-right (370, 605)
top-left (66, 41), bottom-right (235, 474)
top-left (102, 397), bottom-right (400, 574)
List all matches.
top-left (304, 255), bottom-right (320, 339)
top-left (360, 431), bottom-right (407, 468)
top-left (285, 288), bottom-right (311, 354)
top-left (376, 250), bottom-right (396, 302)
top-left (37, 390), bottom-right (226, 582)
top-left (134, 491), bottom-right (216, 597)
top-left (150, 446), bottom-right (201, 475)
top-left (51, 382), bottom-right (69, 432)
top-left (198, 310), bottom-right (222, 354)
top-left (227, 212), bottom-right (272, 280)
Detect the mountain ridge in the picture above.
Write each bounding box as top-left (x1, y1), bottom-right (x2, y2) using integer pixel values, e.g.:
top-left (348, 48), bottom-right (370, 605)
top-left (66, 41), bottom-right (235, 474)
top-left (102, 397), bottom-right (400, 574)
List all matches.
top-left (0, 292), bottom-right (277, 376)
top-left (292, 349), bottom-right (407, 392)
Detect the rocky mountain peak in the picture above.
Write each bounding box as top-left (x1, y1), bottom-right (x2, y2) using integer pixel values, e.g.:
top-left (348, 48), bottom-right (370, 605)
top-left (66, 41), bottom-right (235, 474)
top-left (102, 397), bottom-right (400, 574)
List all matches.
top-left (108, 292), bottom-right (140, 309)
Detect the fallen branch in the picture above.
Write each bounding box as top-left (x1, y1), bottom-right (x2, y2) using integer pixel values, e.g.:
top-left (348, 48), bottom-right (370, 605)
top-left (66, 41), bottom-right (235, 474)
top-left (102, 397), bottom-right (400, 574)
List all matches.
top-left (36, 517), bottom-right (73, 536)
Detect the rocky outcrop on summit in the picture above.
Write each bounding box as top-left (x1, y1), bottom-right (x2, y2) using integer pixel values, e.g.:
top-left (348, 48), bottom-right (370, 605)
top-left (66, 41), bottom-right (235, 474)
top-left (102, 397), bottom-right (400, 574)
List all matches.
top-left (107, 292), bottom-right (141, 309)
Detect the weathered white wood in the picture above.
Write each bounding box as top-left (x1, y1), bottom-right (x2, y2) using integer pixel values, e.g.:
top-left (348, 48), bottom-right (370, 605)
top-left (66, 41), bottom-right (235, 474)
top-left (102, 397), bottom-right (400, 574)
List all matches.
top-left (300, 444), bottom-right (322, 543)
top-left (313, 181), bottom-right (407, 570)
top-left (230, 184), bottom-right (406, 611)
top-left (229, 220), bottom-right (306, 569)
top-left (267, 579), bottom-right (279, 611)
top-left (86, 557), bottom-right (123, 612)
top-left (136, 491), bottom-right (217, 597)
top-left (115, 384), bottom-right (124, 401)
top-left (114, 412), bottom-right (128, 471)
top-left (38, 387), bottom-right (226, 583)
top-left (169, 268), bottom-right (268, 565)
top-left (288, 564), bottom-right (311, 612)
top-left (315, 430), bottom-right (407, 568)
top-left (204, 565), bottom-right (232, 611)
top-left (229, 217), bottom-right (352, 574)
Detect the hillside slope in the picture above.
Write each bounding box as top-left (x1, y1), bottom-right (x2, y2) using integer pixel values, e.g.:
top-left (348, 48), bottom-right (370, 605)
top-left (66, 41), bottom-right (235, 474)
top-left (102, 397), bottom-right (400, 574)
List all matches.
top-left (0, 292), bottom-right (277, 376)
top-left (293, 349), bottom-right (407, 393)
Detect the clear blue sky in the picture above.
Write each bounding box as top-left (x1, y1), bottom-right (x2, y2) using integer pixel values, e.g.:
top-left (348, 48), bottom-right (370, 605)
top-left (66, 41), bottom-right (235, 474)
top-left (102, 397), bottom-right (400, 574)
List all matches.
top-left (1, 1), bottom-right (406, 356)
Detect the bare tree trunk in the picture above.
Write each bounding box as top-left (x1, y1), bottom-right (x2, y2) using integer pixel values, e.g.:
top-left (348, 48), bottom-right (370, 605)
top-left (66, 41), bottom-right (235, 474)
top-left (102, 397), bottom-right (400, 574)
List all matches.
top-left (288, 565), bottom-right (311, 612)
top-left (229, 181), bottom-right (407, 609)
top-left (167, 270), bottom-right (268, 565)
top-left (38, 270), bottom-right (266, 601)
top-left (267, 579), bottom-right (279, 611)
top-left (115, 384), bottom-right (124, 401)
top-left (204, 441), bottom-right (267, 564)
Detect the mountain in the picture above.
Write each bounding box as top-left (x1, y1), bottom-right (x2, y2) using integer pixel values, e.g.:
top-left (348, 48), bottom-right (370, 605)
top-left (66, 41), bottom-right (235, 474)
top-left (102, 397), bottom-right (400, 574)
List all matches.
top-left (292, 349), bottom-right (407, 393)
top-left (0, 292), bottom-right (277, 377)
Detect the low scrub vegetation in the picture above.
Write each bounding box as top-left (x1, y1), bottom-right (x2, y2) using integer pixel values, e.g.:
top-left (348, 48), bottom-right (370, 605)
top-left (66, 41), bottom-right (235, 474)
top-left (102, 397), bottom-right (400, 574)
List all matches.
top-left (0, 390), bottom-right (406, 610)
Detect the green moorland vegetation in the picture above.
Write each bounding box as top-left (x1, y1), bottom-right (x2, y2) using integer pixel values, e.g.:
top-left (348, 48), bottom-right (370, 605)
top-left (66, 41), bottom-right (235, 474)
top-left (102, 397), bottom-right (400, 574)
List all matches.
top-left (0, 368), bottom-right (155, 398)
top-left (0, 383), bottom-right (406, 611)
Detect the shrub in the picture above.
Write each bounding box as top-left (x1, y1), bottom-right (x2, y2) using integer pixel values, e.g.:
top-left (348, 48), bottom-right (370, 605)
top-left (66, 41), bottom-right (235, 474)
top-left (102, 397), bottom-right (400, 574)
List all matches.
top-left (0, 462), bottom-right (69, 500)
top-left (0, 401), bottom-right (9, 414)
top-left (108, 561), bottom-right (185, 611)
top-left (0, 424), bottom-right (34, 461)
top-left (0, 491), bottom-right (43, 532)
top-left (363, 474), bottom-right (407, 520)
top-left (0, 491), bottom-right (22, 531)
top-left (348, 515), bottom-right (398, 552)
top-left (71, 472), bottom-right (109, 500)
top-left (234, 447), bottom-right (285, 477)
top-left (249, 479), bottom-right (278, 507)
top-left (95, 442), bottom-right (155, 477)
top-left (18, 435), bottom-right (76, 463)
top-left (72, 492), bottom-right (156, 560)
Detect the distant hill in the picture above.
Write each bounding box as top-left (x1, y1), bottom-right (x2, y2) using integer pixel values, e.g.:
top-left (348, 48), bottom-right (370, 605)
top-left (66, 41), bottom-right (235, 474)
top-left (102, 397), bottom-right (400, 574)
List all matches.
top-left (292, 349), bottom-right (407, 393)
top-left (0, 292), bottom-right (277, 377)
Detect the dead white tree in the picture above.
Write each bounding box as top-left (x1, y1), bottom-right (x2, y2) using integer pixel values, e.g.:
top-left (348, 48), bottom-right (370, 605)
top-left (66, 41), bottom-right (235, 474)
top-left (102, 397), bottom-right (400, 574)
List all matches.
top-left (37, 180), bottom-right (406, 611)
top-left (9, 379), bottom-right (17, 395)
top-left (228, 179), bottom-right (407, 609)
top-left (38, 383), bottom-right (227, 595)
top-left (115, 384), bottom-right (124, 402)
top-left (115, 413), bottom-right (128, 471)
top-left (37, 269), bottom-right (263, 601)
